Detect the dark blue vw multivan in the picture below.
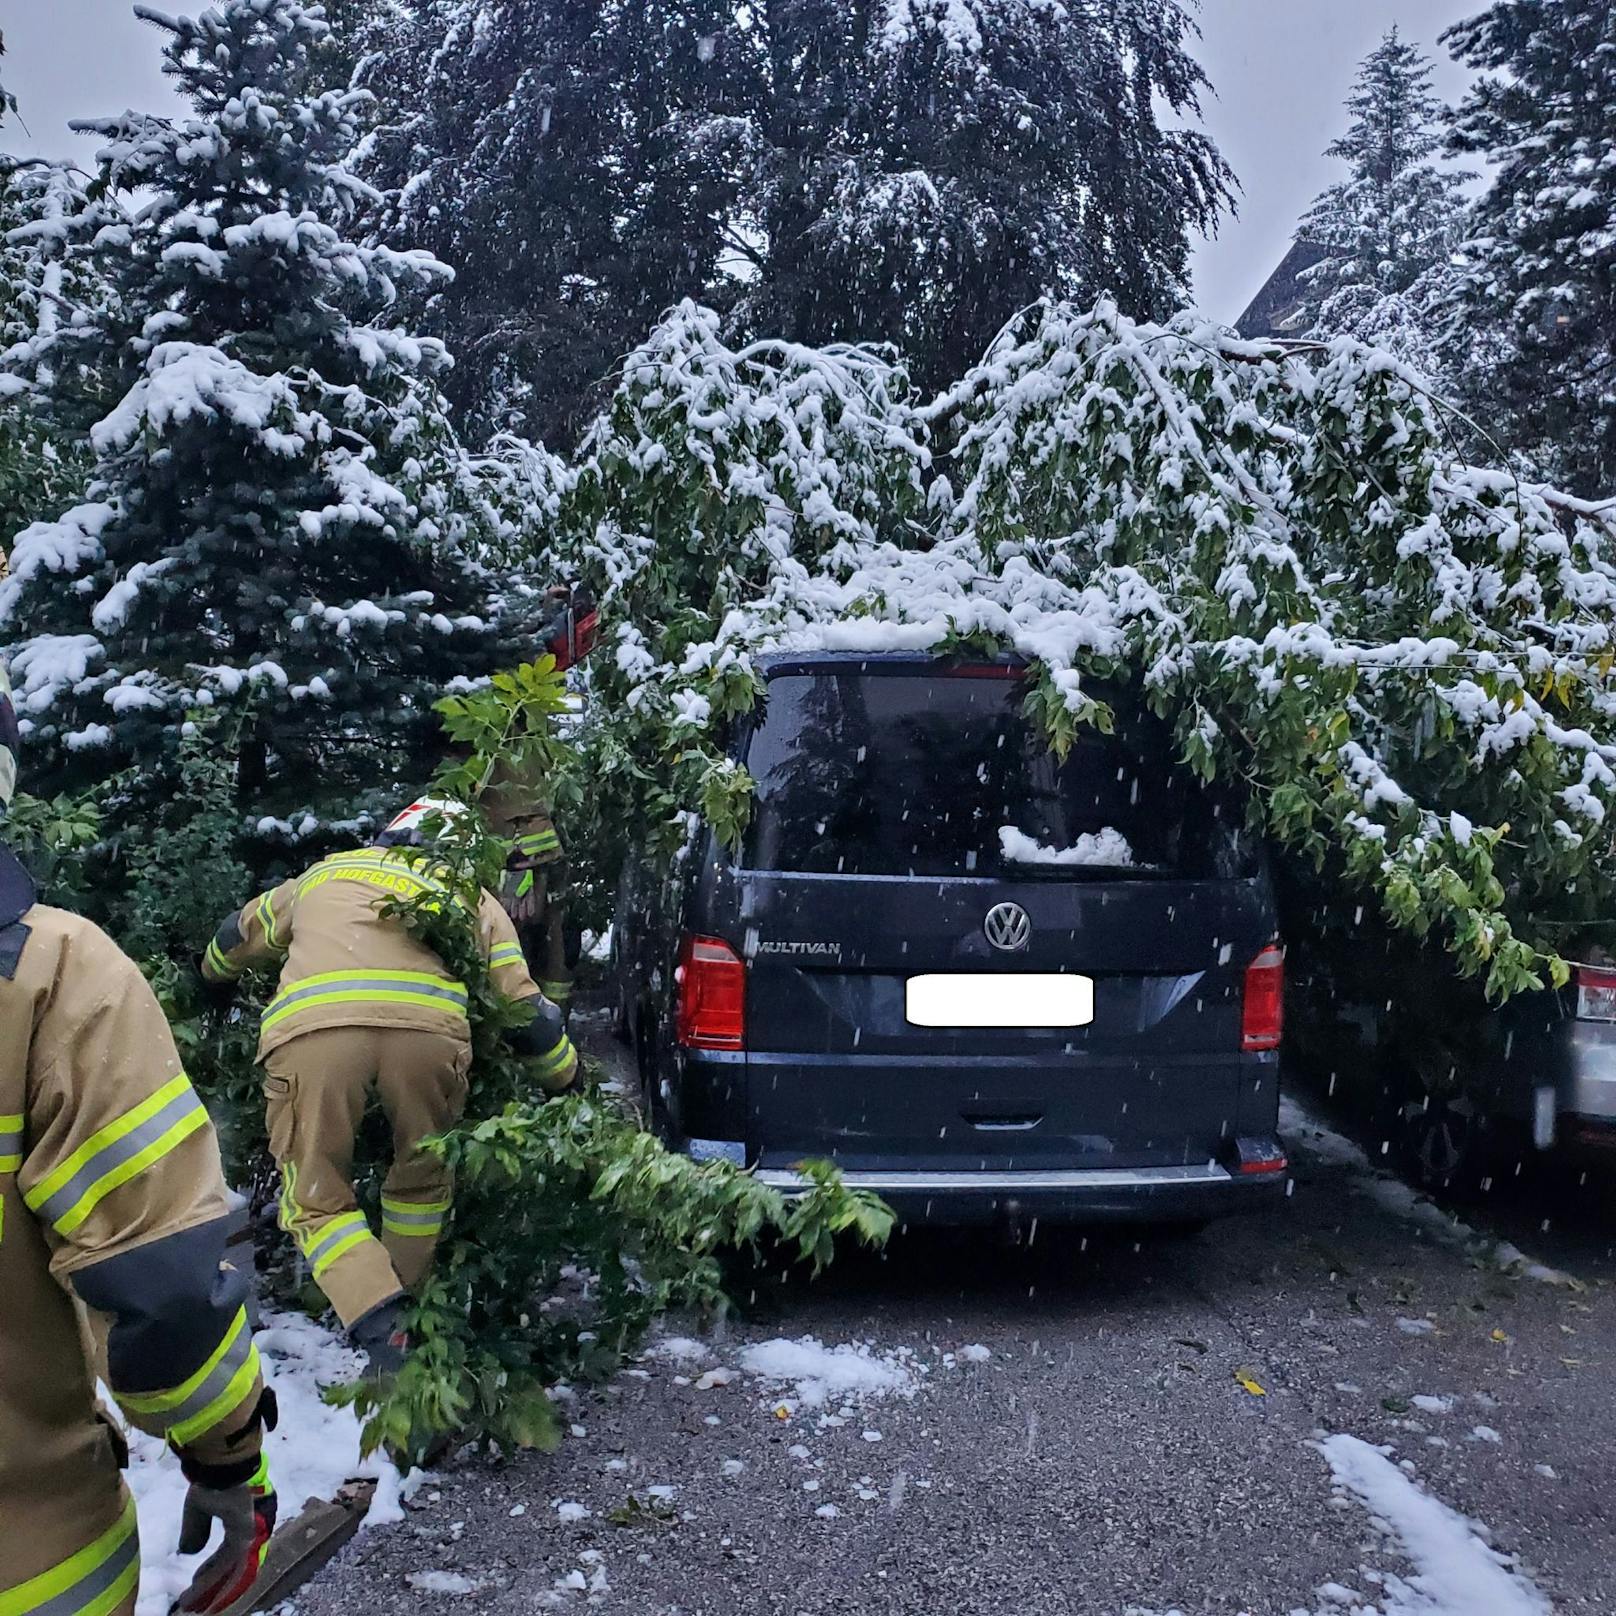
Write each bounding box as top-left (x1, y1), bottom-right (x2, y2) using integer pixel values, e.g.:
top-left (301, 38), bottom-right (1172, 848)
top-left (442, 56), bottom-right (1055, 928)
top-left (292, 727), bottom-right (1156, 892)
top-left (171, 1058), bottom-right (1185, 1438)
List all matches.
top-left (613, 654), bottom-right (1288, 1227)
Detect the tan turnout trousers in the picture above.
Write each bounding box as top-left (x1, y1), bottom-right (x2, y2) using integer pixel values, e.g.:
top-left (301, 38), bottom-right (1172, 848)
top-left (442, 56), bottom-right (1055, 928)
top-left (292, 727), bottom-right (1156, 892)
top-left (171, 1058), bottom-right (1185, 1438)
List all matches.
top-left (2, 882), bottom-right (263, 1613)
top-left (264, 1026), bottom-right (471, 1328)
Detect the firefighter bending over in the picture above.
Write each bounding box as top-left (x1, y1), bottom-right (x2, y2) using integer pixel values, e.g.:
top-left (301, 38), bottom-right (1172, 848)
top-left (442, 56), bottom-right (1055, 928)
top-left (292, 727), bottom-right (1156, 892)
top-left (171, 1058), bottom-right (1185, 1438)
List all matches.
top-left (200, 798), bottom-right (578, 1368)
top-left (0, 667), bottom-right (276, 1616)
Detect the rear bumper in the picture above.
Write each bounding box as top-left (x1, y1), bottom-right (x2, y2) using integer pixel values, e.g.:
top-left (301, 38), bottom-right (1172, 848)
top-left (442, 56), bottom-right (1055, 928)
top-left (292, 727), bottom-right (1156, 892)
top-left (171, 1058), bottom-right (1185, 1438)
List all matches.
top-left (750, 1160), bottom-right (1287, 1226)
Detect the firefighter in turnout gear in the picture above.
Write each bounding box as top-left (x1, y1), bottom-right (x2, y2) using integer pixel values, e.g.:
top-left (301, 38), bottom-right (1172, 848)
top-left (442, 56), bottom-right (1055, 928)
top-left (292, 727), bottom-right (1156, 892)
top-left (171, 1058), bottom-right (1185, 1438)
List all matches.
top-left (200, 799), bottom-right (578, 1359)
top-left (0, 667), bottom-right (277, 1616)
top-left (476, 585), bottom-right (599, 1018)
top-left (483, 767), bottom-right (573, 1018)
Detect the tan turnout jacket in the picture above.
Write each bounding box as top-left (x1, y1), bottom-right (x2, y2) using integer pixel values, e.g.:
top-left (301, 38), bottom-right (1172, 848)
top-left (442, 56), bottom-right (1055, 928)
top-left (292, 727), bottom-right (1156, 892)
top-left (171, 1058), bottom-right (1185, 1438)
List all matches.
top-left (0, 851), bottom-right (264, 1611)
top-left (202, 845), bottom-right (577, 1091)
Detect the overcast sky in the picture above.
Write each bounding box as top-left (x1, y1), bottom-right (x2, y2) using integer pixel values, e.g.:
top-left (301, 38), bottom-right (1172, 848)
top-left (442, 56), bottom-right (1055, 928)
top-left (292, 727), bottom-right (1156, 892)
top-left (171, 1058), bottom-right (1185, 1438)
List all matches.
top-left (2, 0), bottom-right (1483, 324)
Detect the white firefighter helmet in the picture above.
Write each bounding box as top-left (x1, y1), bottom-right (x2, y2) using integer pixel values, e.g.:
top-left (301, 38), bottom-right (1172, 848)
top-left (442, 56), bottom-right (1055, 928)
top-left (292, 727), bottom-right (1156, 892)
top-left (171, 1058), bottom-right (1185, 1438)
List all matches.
top-left (381, 795), bottom-right (468, 843)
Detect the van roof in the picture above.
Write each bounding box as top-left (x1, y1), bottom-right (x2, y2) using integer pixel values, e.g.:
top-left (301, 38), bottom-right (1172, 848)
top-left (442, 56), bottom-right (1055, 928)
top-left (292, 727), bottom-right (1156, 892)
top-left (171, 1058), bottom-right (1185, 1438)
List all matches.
top-left (755, 650), bottom-right (1028, 677)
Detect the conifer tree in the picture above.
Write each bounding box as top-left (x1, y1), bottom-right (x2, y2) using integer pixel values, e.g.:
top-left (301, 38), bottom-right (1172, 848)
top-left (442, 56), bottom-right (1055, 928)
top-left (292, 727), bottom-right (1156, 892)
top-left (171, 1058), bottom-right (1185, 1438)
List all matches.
top-left (0, 162), bottom-right (97, 558)
top-left (739, 0), bottom-right (1233, 394)
top-left (0, 0), bottom-right (530, 849)
top-left (1299, 30), bottom-right (1470, 307)
top-left (1444, 0), bottom-right (1616, 495)
top-left (344, 0), bottom-right (750, 447)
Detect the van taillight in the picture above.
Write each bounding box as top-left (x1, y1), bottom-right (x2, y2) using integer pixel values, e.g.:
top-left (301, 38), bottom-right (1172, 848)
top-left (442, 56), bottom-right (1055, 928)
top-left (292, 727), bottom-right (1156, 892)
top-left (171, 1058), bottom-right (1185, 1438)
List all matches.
top-left (676, 935), bottom-right (746, 1050)
top-left (1575, 965), bottom-right (1616, 1022)
top-left (1241, 944), bottom-right (1284, 1052)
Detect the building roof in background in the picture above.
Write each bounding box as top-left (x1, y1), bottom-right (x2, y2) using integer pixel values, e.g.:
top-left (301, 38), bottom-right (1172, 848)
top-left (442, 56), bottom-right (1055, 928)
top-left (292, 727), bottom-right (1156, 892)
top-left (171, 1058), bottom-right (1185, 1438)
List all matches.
top-left (1236, 240), bottom-right (1335, 339)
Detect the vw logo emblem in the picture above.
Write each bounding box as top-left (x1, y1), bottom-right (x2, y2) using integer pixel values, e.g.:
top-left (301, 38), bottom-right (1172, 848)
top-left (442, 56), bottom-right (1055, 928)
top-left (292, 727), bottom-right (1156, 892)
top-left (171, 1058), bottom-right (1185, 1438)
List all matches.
top-left (984, 902), bottom-right (1032, 953)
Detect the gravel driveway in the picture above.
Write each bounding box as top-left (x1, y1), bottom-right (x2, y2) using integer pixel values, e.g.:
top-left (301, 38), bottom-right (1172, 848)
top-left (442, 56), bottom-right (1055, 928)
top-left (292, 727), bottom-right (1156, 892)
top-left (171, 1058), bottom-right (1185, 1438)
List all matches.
top-left (287, 1020), bottom-right (1616, 1615)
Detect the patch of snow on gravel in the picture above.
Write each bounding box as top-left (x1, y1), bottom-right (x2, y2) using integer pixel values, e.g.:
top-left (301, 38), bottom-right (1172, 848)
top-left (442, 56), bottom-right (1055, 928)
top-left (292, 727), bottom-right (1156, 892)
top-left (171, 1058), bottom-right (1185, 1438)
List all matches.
top-left (405, 1571), bottom-right (485, 1597)
top-left (645, 1335), bottom-right (712, 1365)
top-left (1317, 1433), bottom-right (1549, 1615)
top-left (124, 1310), bottom-right (400, 1616)
top-left (736, 1337), bottom-right (921, 1408)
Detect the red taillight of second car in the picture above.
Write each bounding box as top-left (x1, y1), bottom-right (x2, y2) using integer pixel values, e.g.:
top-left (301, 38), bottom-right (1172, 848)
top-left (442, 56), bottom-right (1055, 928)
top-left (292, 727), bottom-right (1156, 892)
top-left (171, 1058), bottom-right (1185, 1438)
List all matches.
top-left (1575, 964), bottom-right (1616, 1022)
top-left (676, 935), bottom-right (747, 1050)
top-left (1241, 943), bottom-right (1285, 1052)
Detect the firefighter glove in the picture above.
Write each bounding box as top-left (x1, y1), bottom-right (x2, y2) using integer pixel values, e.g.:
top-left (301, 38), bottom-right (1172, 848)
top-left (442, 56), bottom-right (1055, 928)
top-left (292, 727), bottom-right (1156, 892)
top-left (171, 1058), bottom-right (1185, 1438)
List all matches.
top-left (172, 1456), bottom-right (277, 1614)
top-left (502, 866), bottom-right (541, 925)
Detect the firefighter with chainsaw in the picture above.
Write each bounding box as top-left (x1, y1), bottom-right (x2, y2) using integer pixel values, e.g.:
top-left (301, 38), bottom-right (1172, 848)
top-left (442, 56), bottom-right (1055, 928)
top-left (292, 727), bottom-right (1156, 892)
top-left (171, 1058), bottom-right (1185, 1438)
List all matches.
top-left (0, 665), bottom-right (277, 1616)
top-left (200, 800), bottom-right (578, 1367)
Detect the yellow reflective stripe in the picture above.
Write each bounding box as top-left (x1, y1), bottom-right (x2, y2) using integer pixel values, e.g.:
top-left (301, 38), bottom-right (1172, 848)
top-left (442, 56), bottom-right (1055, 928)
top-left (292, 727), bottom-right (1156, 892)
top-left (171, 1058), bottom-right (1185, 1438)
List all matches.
top-left (380, 1192), bottom-right (450, 1237)
top-left (539, 979), bottom-right (572, 1002)
top-left (489, 944), bottom-right (525, 967)
top-left (0, 1496), bottom-right (138, 1616)
top-left (25, 1075), bottom-right (209, 1236)
top-left (312, 1225), bottom-right (375, 1279)
top-left (291, 1209), bottom-right (367, 1261)
top-left (118, 1308), bottom-right (259, 1446)
top-left (283, 968), bottom-right (464, 989)
top-left (278, 1163), bottom-right (299, 1240)
top-left (0, 1111), bottom-right (21, 1174)
top-left (262, 988), bottom-right (469, 1034)
top-left (168, 1342), bottom-right (262, 1449)
top-left (204, 937), bottom-right (243, 979)
top-left (381, 1194), bottom-right (451, 1214)
top-left (534, 1036), bottom-right (576, 1078)
top-left (254, 891), bottom-right (287, 954)
top-left (300, 850), bottom-right (456, 898)
top-left (120, 1307), bottom-right (249, 1414)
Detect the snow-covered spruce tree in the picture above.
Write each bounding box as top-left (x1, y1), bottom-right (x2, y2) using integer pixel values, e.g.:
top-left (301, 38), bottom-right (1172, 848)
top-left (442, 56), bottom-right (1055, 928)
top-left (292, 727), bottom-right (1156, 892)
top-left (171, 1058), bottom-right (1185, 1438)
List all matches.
top-left (0, 0), bottom-right (535, 855)
top-left (1444, 0), bottom-right (1616, 497)
top-left (344, 0), bottom-right (752, 446)
top-left (1298, 30), bottom-right (1471, 320)
top-left (0, 162), bottom-right (99, 561)
top-left (567, 301), bottom-right (1616, 1000)
top-left (738, 0), bottom-right (1233, 395)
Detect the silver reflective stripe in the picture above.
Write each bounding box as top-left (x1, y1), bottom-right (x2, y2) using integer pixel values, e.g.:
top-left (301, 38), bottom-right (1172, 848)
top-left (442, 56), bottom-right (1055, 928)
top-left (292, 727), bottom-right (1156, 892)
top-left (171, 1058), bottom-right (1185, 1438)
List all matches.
top-left (0, 1126), bottom-right (22, 1163)
top-left (304, 1215), bottom-right (370, 1269)
top-left (269, 976), bottom-right (468, 1014)
top-left (158, 1317), bottom-right (255, 1431)
top-left (28, 1527), bottom-right (139, 1616)
top-left (381, 1205), bottom-right (444, 1229)
top-left (30, 1087), bottom-right (205, 1230)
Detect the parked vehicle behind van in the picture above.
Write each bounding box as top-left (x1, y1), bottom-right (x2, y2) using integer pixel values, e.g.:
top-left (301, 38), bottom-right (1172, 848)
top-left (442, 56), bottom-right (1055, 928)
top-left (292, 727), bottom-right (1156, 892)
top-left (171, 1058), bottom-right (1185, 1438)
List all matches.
top-left (613, 653), bottom-right (1289, 1227)
top-left (1285, 909), bottom-right (1616, 1191)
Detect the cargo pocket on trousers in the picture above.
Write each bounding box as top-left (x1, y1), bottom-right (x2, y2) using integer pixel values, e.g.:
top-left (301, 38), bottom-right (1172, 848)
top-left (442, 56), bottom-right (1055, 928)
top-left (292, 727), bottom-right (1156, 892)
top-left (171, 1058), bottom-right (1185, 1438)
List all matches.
top-left (264, 1069), bottom-right (297, 1166)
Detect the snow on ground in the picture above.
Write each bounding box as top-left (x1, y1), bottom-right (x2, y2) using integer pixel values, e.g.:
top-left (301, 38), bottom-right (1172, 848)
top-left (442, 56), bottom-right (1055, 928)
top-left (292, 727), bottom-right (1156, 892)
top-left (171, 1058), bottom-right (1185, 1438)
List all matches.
top-left (640, 1328), bottom-right (978, 1425)
top-left (123, 1309), bottom-right (400, 1616)
top-left (733, 1336), bottom-right (924, 1410)
top-left (1316, 1434), bottom-right (1551, 1615)
top-left (1278, 1094), bottom-right (1577, 1288)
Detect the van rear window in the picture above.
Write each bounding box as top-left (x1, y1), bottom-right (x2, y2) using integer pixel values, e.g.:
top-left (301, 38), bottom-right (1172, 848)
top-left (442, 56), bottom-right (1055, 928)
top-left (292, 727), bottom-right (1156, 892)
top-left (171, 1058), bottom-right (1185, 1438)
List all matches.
top-left (741, 671), bottom-right (1254, 879)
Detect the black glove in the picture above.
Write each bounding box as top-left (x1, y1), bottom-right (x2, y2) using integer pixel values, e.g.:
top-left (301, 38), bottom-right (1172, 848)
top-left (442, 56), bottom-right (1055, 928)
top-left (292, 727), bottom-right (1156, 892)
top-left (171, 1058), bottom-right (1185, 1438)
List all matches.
top-left (171, 1456), bottom-right (276, 1614)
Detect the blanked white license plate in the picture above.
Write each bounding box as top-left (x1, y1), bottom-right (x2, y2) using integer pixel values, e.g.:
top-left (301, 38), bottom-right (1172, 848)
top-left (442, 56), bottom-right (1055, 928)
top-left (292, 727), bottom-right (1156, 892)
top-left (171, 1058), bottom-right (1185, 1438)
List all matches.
top-left (905, 973), bottom-right (1095, 1029)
